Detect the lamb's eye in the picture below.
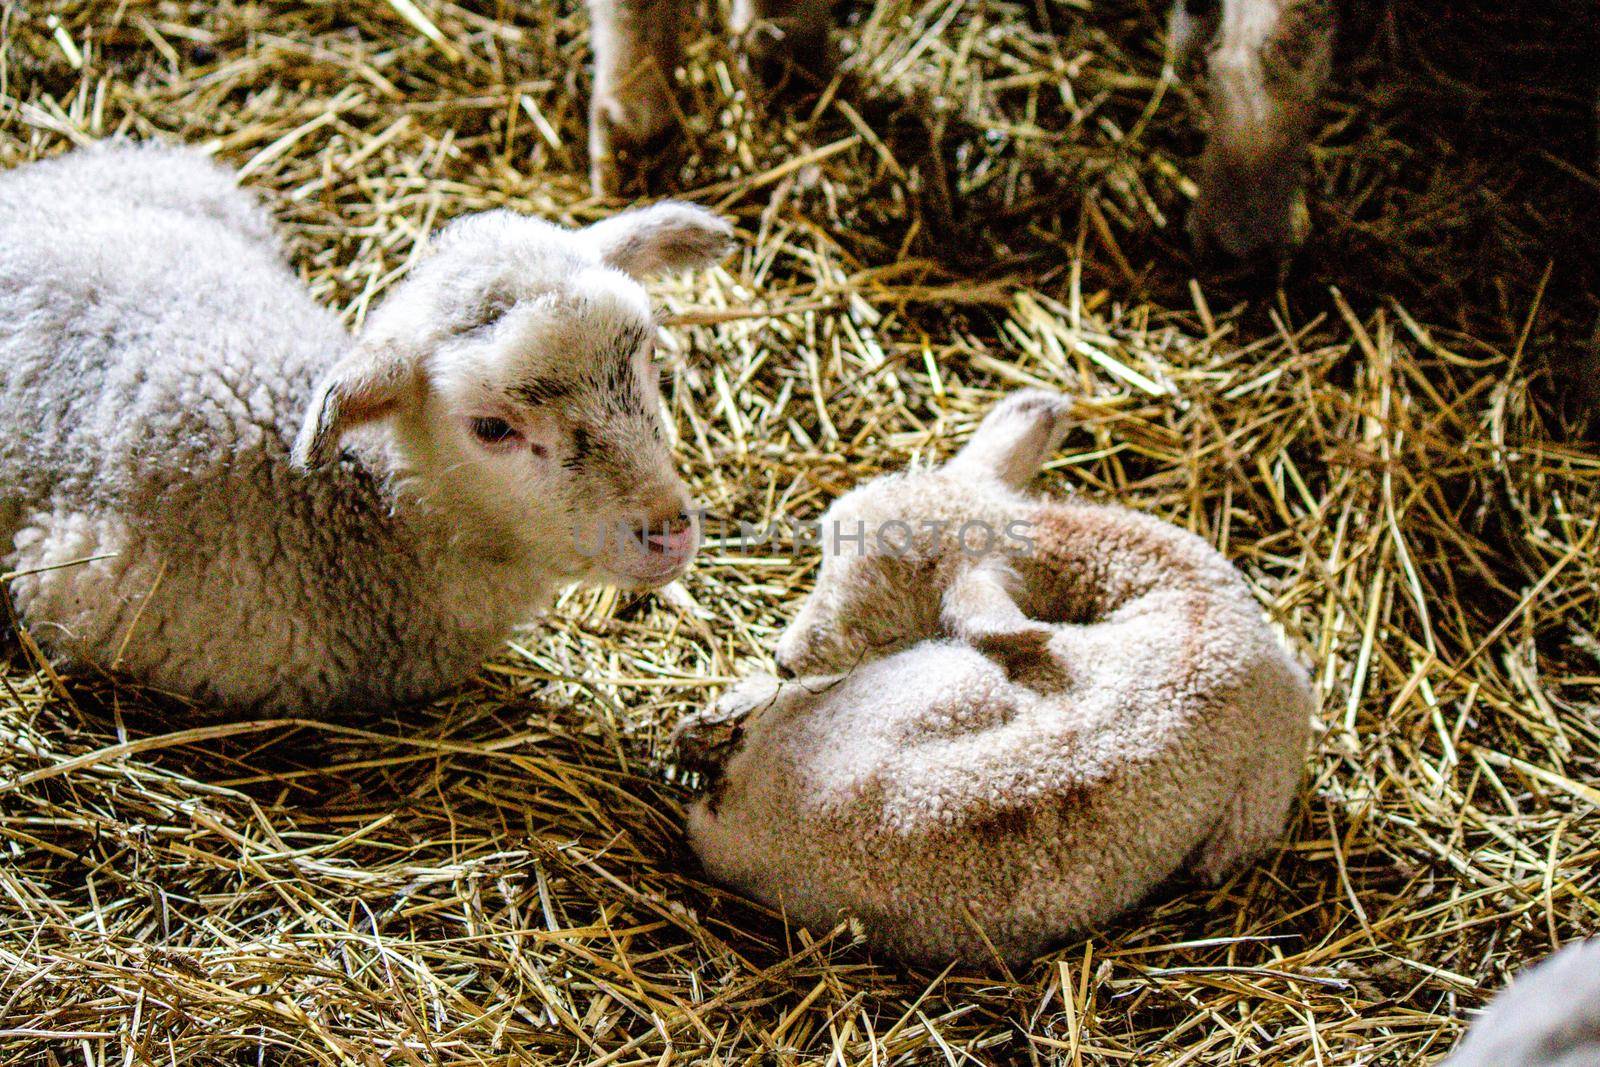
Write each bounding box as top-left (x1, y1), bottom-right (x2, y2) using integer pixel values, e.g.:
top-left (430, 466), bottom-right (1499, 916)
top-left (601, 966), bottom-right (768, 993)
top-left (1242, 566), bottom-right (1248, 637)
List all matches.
top-left (470, 417), bottom-right (521, 447)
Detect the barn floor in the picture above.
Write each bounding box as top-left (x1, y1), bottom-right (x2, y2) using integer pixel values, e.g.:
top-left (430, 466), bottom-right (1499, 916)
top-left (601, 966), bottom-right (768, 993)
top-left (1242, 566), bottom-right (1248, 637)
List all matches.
top-left (2, 1), bottom-right (1599, 1064)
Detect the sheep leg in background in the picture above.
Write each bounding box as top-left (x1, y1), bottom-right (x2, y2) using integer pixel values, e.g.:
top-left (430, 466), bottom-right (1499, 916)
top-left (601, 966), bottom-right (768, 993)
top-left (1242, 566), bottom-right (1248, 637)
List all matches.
top-left (1169, 0), bottom-right (1336, 261)
top-left (586, 0), bottom-right (691, 195)
top-left (732, 0), bottom-right (835, 87)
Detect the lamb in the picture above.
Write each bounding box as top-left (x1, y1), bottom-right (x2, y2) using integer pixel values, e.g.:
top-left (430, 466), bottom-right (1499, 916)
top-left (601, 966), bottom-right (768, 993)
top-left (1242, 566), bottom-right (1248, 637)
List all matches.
top-left (0, 141), bottom-right (733, 714)
top-left (1445, 938), bottom-right (1600, 1067)
top-left (585, 0), bottom-right (1334, 260)
top-left (674, 390), bottom-right (1314, 967)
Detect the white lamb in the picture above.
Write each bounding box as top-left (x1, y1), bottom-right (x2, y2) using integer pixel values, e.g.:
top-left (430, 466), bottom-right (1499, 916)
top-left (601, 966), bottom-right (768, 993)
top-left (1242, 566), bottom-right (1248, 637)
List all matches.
top-left (0, 142), bottom-right (732, 714)
top-left (675, 390), bottom-right (1314, 967)
top-left (1446, 938), bottom-right (1600, 1067)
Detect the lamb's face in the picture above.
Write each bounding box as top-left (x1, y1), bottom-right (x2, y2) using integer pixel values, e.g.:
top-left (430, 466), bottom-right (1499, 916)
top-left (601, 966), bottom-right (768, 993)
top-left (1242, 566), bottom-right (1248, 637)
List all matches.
top-left (292, 202), bottom-right (734, 591)
top-left (407, 269), bottom-right (698, 589)
top-left (774, 389), bottom-right (1076, 678)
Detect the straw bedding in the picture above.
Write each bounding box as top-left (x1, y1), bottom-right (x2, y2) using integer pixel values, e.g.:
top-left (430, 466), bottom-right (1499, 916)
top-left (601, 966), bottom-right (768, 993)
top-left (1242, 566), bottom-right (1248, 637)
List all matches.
top-left (1, 0), bottom-right (1597, 1063)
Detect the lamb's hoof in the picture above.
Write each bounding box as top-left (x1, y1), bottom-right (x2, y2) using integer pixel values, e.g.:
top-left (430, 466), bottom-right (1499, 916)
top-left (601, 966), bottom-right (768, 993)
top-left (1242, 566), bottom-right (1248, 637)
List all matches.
top-left (673, 676), bottom-right (787, 781)
top-left (671, 706), bottom-right (747, 780)
top-left (1186, 187), bottom-right (1308, 277)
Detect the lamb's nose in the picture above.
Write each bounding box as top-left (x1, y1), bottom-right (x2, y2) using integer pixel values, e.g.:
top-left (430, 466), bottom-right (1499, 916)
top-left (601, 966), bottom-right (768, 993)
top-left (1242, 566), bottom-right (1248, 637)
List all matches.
top-left (774, 657), bottom-right (796, 680)
top-left (633, 507), bottom-right (697, 558)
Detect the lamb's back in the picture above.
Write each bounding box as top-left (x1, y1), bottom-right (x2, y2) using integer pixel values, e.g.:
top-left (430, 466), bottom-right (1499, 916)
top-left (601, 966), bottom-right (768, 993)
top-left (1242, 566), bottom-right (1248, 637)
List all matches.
top-left (0, 143), bottom-right (342, 508)
top-left (0, 145), bottom-right (445, 711)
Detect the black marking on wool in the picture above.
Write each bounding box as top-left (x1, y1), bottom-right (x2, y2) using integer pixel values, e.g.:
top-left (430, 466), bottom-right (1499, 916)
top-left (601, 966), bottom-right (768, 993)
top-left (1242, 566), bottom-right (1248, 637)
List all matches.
top-left (576, 320), bottom-right (653, 424)
top-left (562, 421), bottom-right (624, 478)
top-left (605, 387), bottom-right (650, 423)
top-left (569, 425), bottom-right (592, 465)
top-left (591, 322), bottom-right (648, 383)
top-left (512, 377), bottom-right (574, 407)
top-left (564, 431), bottom-right (629, 485)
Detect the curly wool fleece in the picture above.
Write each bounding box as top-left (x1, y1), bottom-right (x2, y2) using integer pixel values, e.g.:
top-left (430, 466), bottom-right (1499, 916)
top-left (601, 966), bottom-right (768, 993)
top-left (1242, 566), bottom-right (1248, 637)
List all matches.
top-left (677, 391), bottom-right (1315, 968)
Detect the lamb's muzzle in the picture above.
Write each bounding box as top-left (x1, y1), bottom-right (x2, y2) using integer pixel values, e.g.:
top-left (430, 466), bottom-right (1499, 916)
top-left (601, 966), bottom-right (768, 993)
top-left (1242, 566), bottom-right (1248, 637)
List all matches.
top-left (622, 505), bottom-right (701, 581)
top-left (637, 512), bottom-right (697, 553)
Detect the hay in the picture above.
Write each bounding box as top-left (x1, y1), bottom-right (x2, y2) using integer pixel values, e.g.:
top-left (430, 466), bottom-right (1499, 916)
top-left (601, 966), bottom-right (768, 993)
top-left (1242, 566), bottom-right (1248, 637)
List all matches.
top-left (1, 0), bottom-right (1598, 1063)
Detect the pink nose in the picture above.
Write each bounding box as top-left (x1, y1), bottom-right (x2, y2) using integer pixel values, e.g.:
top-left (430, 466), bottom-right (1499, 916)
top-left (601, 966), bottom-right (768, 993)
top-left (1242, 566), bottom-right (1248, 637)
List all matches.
top-left (633, 506), bottom-right (697, 561)
top-left (644, 523), bottom-right (697, 558)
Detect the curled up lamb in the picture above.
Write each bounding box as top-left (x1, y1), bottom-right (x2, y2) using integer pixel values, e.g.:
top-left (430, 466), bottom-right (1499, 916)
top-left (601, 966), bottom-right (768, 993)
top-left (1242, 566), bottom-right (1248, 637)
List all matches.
top-left (0, 142), bottom-right (732, 714)
top-left (674, 390), bottom-right (1315, 967)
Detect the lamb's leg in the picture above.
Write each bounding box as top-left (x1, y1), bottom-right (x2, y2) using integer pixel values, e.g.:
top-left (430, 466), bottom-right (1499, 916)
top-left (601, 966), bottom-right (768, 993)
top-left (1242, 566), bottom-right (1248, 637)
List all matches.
top-left (940, 556), bottom-right (1054, 666)
top-left (586, 0), bottom-right (692, 195)
top-left (732, 0), bottom-right (835, 87)
top-left (1171, 0), bottom-right (1335, 261)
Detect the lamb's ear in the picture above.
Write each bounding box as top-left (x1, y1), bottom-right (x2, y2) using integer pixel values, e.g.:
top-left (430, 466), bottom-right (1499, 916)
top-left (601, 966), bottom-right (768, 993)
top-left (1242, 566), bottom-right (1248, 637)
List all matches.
top-left (584, 202), bottom-right (734, 278)
top-left (291, 342), bottom-right (416, 470)
top-left (941, 556), bottom-right (1054, 663)
top-left (944, 389), bottom-right (1074, 489)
